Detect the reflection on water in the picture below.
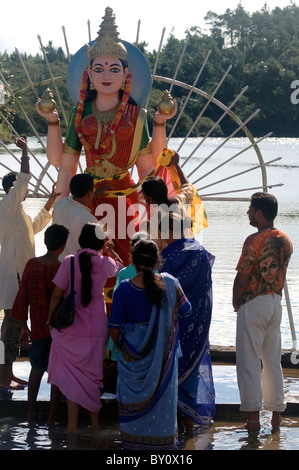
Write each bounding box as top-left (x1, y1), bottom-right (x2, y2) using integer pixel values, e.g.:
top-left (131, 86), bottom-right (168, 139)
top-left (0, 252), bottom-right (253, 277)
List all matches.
top-left (186, 416), bottom-right (299, 451)
top-left (1, 362), bottom-right (299, 451)
top-left (0, 418), bottom-right (122, 450)
top-left (2, 413), bottom-right (299, 451)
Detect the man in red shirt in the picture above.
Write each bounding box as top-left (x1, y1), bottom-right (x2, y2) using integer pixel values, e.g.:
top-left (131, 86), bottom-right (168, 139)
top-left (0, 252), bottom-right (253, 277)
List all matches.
top-left (233, 192), bottom-right (292, 433)
top-left (10, 224), bottom-right (68, 421)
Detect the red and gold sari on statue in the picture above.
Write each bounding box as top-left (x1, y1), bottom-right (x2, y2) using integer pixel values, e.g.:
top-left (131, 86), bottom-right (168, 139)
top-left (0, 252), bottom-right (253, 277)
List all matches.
top-left (64, 99), bottom-right (151, 302)
top-left (63, 100), bottom-right (207, 303)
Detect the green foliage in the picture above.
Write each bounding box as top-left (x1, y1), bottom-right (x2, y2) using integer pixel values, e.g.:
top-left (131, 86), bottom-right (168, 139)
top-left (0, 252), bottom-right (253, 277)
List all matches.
top-left (1, 4), bottom-right (299, 139)
top-left (202, 3), bottom-right (299, 136)
top-left (0, 43), bottom-right (71, 140)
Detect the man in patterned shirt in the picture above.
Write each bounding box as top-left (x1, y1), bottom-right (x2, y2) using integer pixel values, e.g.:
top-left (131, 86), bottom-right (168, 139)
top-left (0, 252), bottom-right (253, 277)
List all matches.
top-left (233, 192), bottom-right (292, 433)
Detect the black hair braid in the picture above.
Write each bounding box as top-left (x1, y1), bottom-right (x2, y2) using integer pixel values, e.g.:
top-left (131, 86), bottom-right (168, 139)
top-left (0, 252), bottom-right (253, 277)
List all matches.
top-left (142, 268), bottom-right (163, 306)
top-left (78, 251), bottom-right (92, 307)
top-left (131, 239), bottom-right (164, 306)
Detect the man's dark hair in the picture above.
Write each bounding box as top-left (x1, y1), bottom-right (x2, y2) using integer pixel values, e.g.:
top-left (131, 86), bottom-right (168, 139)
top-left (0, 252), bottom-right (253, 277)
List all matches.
top-left (141, 176), bottom-right (180, 207)
top-left (44, 224), bottom-right (69, 250)
top-left (70, 174), bottom-right (94, 198)
top-left (251, 192), bottom-right (278, 221)
top-left (78, 223), bottom-right (105, 251)
top-left (2, 172), bottom-right (17, 193)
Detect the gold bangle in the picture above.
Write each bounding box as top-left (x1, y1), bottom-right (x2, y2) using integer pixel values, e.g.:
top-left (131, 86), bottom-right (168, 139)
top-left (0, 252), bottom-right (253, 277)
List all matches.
top-left (153, 121), bottom-right (165, 127)
top-left (48, 119), bottom-right (60, 127)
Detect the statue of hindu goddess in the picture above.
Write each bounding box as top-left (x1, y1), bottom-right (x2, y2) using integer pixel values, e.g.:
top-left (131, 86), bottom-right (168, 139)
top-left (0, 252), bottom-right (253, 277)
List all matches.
top-left (36, 7), bottom-right (177, 299)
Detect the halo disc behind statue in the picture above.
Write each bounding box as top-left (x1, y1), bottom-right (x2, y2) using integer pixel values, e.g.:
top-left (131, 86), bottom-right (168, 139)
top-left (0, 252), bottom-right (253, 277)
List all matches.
top-left (67, 40), bottom-right (152, 108)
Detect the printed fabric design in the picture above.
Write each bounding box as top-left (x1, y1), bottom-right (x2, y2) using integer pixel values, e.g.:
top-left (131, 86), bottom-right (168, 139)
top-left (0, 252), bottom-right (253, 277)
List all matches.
top-left (236, 229), bottom-right (293, 305)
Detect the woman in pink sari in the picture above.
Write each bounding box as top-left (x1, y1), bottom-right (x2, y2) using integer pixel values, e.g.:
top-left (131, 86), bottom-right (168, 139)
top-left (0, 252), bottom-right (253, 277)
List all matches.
top-left (47, 223), bottom-right (122, 433)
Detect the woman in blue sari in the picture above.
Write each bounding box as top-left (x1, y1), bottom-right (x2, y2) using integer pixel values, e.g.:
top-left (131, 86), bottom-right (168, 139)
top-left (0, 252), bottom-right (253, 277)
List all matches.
top-left (109, 239), bottom-right (191, 450)
top-left (107, 231), bottom-right (149, 361)
top-left (159, 214), bottom-right (215, 427)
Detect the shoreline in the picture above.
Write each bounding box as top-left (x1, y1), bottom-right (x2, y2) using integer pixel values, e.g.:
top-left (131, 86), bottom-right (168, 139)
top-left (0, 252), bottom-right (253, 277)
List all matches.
top-left (1, 310), bottom-right (296, 368)
top-left (0, 349), bottom-right (298, 424)
top-left (210, 345), bottom-right (299, 369)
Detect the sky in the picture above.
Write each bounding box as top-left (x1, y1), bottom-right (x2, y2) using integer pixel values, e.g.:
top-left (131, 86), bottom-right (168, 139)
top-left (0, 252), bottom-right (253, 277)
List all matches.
top-left (0, 0), bottom-right (296, 56)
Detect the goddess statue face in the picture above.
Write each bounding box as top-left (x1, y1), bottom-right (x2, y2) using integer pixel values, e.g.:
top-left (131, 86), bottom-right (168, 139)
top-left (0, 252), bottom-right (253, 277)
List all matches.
top-left (88, 57), bottom-right (128, 97)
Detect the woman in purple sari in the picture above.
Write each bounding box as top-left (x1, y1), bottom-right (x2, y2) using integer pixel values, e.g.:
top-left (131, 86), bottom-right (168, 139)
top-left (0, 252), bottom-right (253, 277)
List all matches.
top-left (159, 214), bottom-right (215, 427)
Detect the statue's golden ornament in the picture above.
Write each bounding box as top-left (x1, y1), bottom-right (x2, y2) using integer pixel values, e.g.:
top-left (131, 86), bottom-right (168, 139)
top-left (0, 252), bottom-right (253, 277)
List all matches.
top-left (87, 6), bottom-right (128, 64)
top-left (157, 90), bottom-right (175, 115)
top-left (38, 88), bottom-right (56, 113)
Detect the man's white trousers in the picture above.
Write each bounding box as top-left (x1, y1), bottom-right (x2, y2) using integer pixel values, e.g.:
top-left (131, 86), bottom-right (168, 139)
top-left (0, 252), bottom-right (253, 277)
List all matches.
top-left (236, 293), bottom-right (285, 412)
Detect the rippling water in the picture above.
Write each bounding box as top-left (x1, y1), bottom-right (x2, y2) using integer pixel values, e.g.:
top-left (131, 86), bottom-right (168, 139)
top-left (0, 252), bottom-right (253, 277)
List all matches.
top-left (2, 408), bottom-right (299, 450)
top-left (198, 138), bottom-right (299, 351)
top-left (0, 418), bottom-right (122, 450)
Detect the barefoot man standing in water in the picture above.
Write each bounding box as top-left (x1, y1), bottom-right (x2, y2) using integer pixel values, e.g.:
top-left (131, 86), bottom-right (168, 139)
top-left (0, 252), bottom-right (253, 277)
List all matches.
top-left (233, 192), bottom-right (293, 433)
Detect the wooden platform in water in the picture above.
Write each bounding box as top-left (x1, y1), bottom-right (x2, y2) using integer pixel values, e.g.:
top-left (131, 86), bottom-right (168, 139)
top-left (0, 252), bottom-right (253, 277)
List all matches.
top-left (210, 345), bottom-right (299, 369)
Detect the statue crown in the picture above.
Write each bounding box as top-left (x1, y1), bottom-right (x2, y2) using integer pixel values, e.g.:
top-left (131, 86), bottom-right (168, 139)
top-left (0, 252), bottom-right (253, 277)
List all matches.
top-left (87, 6), bottom-right (128, 64)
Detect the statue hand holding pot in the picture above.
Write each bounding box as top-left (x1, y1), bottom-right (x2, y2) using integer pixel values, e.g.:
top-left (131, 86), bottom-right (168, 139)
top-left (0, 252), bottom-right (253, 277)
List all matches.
top-left (155, 90), bottom-right (177, 123)
top-left (35, 88), bottom-right (59, 122)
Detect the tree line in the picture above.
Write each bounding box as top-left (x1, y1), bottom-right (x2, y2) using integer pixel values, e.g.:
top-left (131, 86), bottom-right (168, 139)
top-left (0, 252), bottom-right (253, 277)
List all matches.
top-left (1, 3), bottom-right (299, 141)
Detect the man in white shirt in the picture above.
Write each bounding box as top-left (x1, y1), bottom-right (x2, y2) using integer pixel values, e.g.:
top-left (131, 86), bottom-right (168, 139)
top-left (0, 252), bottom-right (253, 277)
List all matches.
top-left (0, 137), bottom-right (59, 388)
top-left (52, 173), bottom-right (98, 260)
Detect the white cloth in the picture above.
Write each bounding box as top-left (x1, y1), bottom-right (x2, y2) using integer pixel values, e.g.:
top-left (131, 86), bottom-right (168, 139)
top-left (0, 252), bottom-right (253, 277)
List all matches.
top-left (236, 293), bottom-right (285, 413)
top-left (52, 196), bottom-right (97, 260)
top-left (0, 172), bottom-right (52, 309)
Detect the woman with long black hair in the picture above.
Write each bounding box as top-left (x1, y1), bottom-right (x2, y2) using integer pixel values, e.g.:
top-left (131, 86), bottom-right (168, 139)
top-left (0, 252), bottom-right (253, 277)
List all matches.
top-left (109, 239), bottom-right (191, 450)
top-left (47, 223), bottom-right (122, 433)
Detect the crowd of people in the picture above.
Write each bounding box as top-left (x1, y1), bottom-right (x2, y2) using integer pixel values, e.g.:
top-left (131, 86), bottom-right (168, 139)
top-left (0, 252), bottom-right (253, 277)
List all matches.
top-left (0, 136), bottom-right (293, 450)
top-left (0, 137), bottom-right (217, 450)
top-left (0, 6), bottom-right (293, 451)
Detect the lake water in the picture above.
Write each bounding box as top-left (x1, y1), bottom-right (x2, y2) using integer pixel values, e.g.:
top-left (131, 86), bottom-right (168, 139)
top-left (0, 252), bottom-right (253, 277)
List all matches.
top-left (194, 137), bottom-right (299, 352)
top-left (1, 135), bottom-right (297, 351)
